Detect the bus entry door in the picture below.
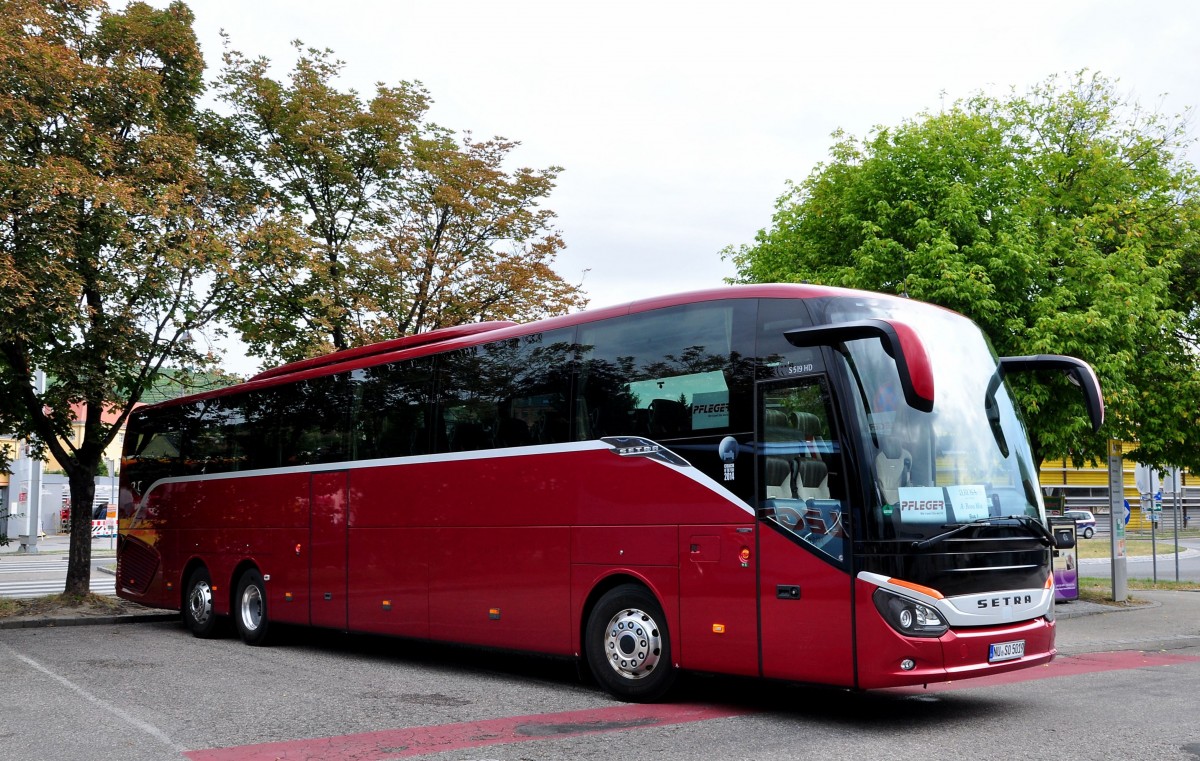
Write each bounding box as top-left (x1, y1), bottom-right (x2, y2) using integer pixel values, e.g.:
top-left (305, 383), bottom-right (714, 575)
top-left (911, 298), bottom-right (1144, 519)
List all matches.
top-left (756, 377), bottom-right (855, 687)
top-left (310, 470), bottom-right (349, 629)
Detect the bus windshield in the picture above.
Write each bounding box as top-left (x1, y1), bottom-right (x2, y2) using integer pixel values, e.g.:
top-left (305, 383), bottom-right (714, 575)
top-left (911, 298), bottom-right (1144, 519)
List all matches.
top-left (819, 297), bottom-right (1043, 543)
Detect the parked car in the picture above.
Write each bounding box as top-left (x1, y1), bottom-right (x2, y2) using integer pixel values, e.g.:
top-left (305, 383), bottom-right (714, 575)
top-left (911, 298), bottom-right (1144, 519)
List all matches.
top-left (1065, 509), bottom-right (1097, 538)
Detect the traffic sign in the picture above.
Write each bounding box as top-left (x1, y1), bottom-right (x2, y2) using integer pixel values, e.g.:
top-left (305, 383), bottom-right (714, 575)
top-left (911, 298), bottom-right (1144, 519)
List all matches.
top-left (1123, 499), bottom-right (1131, 526)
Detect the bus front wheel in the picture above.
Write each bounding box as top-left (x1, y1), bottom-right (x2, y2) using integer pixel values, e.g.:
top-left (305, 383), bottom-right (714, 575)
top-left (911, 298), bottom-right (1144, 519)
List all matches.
top-left (234, 569), bottom-right (271, 646)
top-left (585, 584), bottom-right (676, 702)
top-left (183, 567), bottom-right (219, 638)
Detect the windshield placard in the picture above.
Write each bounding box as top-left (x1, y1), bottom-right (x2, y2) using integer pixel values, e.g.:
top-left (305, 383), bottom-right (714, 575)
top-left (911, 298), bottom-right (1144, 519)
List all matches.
top-left (898, 485), bottom-right (991, 525)
top-left (897, 486), bottom-right (948, 524)
top-left (946, 484), bottom-right (991, 522)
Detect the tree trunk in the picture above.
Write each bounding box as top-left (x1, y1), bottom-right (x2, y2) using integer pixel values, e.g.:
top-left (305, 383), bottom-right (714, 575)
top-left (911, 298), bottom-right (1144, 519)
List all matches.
top-left (64, 467), bottom-right (96, 596)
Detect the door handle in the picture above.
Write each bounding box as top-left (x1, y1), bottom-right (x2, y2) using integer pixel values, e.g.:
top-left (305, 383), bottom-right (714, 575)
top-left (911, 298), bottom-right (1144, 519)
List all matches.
top-left (776, 585), bottom-right (801, 600)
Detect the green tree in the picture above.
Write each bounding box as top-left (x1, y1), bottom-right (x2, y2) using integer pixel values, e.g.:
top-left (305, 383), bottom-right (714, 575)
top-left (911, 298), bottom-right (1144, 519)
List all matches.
top-left (217, 43), bottom-right (586, 365)
top-left (0, 0), bottom-right (245, 586)
top-left (727, 72), bottom-right (1200, 470)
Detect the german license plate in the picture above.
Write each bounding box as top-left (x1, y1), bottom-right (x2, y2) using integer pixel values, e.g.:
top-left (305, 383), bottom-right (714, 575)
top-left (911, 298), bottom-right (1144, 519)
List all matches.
top-left (988, 639), bottom-right (1025, 663)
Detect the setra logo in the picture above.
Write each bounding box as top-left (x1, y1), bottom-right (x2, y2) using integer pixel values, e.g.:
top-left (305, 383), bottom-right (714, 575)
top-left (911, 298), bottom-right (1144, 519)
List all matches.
top-left (976, 594), bottom-right (1033, 609)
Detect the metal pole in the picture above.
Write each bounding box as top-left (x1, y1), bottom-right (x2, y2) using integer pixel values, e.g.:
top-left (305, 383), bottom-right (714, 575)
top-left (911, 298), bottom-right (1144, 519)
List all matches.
top-left (1174, 468), bottom-right (1181, 582)
top-left (17, 370), bottom-right (45, 554)
top-left (1107, 441), bottom-right (1127, 602)
top-left (108, 459), bottom-right (116, 551)
top-left (1151, 494), bottom-right (1157, 584)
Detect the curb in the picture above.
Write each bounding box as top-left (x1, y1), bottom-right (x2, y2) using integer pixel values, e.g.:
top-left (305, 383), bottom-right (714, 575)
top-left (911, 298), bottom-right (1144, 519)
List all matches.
top-left (0, 611), bottom-right (178, 630)
top-left (0, 611), bottom-right (179, 630)
top-left (1055, 597), bottom-right (1160, 620)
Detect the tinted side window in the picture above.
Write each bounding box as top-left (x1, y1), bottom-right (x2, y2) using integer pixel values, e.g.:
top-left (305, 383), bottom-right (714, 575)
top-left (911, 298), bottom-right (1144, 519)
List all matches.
top-left (576, 300), bottom-right (755, 440)
top-left (189, 396), bottom-right (251, 473)
top-left (124, 405), bottom-right (188, 489)
top-left (756, 298), bottom-right (821, 379)
top-left (505, 329), bottom-right (576, 446)
top-left (275, 374), bottom-right (353, 466)
top-left (352, 358), bottom-right (433, 459)
top-left (434, 328), bottom-right (575, 453)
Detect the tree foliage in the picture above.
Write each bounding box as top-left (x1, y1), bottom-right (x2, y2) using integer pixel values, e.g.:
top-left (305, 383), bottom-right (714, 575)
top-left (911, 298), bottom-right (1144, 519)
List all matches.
top-left (727, 72), bottom-right (1200, 469)
top-left (216, 43), bottom-right (586, 365)
top-left (0, 0), bottom-right (244, 583)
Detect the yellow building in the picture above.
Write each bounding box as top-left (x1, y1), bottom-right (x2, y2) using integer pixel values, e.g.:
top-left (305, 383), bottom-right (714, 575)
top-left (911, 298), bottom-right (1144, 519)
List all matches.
top-left (41, 403), bottom-right (128, 476)
top-left (0, 435), bottom-right (15, 489)
top-left (1039, 444), bottom-right (1194, 531)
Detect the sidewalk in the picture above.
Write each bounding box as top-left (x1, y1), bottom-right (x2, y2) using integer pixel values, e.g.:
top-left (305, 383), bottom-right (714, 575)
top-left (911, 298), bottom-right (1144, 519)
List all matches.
top-left (1055, 589), bottom-right (1200, 655)
top-left (0, 533), bottom-right (173, 630)
top-left (0, 532), bottom-right (117, 557)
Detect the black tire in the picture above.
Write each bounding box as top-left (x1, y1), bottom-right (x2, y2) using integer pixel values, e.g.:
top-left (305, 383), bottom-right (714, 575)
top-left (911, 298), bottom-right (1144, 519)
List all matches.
top-left (233, 568), bottom-right (271, 646)
top-left (1083, 527), bottom-right (1094, 539)
top-left (585, 584), bottom-right (676, 702)
top-left (182, 567), bottom-right (220, 638)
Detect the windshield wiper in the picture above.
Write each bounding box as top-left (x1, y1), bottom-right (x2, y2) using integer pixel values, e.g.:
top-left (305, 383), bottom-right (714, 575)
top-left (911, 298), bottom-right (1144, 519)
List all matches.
top-left (912, 515), bottom-right (1053, 550)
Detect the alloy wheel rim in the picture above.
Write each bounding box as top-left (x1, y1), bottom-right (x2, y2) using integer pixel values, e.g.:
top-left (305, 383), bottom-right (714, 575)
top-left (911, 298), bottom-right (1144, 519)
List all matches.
top-left (602, 607), bottom-right (662, 680)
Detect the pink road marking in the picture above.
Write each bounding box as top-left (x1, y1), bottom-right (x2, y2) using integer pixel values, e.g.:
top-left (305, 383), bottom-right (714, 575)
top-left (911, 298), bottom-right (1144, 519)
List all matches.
top-left (889, 650), bottom-right (1200, 694)
top-left (183, 703), bottom-right (751, 761)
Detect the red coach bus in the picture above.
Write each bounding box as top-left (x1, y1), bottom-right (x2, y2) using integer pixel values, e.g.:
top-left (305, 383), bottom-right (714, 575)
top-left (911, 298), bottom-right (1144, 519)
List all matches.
top-left (117, 284), bottom-right (1102, 701)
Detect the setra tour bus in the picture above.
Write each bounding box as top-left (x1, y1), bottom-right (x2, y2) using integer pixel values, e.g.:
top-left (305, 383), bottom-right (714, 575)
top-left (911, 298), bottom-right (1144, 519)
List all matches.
top-left (116, 284), bottom-right (1102, 701)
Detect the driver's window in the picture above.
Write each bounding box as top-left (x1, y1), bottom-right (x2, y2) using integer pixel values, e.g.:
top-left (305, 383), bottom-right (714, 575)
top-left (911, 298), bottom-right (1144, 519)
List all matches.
top-left (759, 378), bottom-right (847, 562)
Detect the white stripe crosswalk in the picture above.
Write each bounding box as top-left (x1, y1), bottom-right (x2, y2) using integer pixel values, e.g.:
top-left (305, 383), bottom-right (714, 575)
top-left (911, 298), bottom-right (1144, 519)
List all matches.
top-left (0, 559), bottom-right (72, 574)
top-left (0, 555), bottom-right (118, 598)
top-left (0, 577), bottom-right (116, 599)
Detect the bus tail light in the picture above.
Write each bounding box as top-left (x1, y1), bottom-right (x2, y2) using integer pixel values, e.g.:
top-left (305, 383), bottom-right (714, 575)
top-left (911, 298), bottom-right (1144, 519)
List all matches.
top-left (873, 588), bottom-right (948, 638)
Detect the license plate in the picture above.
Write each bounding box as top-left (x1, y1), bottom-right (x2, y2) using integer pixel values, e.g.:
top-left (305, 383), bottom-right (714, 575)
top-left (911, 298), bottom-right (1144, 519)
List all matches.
top-left (988, 639), bottom-right (1025, 663)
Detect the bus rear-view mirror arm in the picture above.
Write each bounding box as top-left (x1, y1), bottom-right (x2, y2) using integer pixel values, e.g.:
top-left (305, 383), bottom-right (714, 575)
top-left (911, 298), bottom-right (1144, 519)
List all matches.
top-left (993, 355), bottom-right (1105, 433)
top-left (784, 319), bottom-right (935, 413)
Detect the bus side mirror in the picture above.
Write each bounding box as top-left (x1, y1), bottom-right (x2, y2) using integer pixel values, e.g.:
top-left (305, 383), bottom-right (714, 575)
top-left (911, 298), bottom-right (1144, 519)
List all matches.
top-left (997, 355), bottom-right (1105, 433)
top-left (784, 319), bottom-right (934, 413)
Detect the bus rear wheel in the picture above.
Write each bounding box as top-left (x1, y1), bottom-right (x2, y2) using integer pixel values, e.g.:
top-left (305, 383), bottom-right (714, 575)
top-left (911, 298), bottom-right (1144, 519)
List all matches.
top-left (585, 584), bottom-right (676, 702)
top-left (183, 567), bottom-right (219, 638)
top-left (234, 569), bottom-right (271, 646)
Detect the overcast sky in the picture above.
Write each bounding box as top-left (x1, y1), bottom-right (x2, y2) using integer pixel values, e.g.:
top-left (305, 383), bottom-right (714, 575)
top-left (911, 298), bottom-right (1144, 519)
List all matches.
top-left (176, 0), bottom-right (1200, 373)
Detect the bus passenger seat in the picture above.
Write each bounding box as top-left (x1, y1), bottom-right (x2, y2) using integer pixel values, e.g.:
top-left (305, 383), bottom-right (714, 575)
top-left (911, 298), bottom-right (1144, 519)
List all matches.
top-left (875, 437), bottom-right (912, 505)
top-left (795, 459), bottom-right (829, 500)
top-left (793, 412), bottom-right (822, 458)
top-left (764, 457), bottom-right (794, 499)
top-left (803, 505), bottom-right (828, 534)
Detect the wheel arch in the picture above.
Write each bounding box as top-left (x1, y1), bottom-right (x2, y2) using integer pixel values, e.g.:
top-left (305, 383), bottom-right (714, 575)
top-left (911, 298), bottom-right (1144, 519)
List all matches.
top-left (578, 571), bottom-right (669, 661)
top-left (179, 558), bottom-right (209, 611)
top-left (228, 559), bottom-right (261, 615)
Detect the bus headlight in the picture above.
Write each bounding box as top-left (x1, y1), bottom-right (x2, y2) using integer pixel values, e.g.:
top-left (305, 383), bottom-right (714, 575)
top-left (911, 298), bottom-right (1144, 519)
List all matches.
top-left (873, 589), bottom-right (948, 638)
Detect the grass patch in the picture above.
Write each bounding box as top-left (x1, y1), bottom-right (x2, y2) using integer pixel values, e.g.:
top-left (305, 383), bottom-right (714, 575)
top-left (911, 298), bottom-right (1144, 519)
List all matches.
top-left (1074, 539), bottom-right (1179, 560)
top-left (1076, 576), bottom-right (1200, 607)
top-left (1122, 578), bottom-right (1200, 591)
top-left (0, 592), bottom-right (128, 620)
